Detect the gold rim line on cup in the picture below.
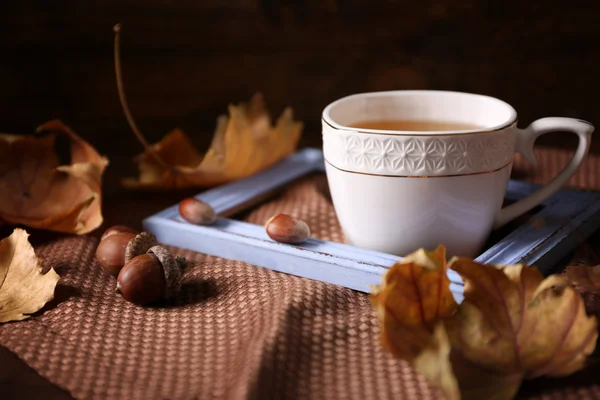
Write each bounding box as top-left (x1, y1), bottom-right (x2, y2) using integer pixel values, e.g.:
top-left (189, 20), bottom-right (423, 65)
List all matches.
top-left (324, 159), bottom-right (513, 178)
top-left (321, 118), bottom-right (519, 137)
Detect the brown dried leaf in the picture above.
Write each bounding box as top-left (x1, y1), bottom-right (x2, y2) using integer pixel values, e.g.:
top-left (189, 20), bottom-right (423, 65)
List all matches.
top-left (372, 248), bottom-right (598, 400)
top-left (565, 263), bottom-right (600, 292)
top-left (370, 245), bottom-right (458, 361)
top-left (0, 120), bottom-right (108, 234)
top-left (121, 93), bottom-right (303, 189)
top-left (0, 228), bottom-right (59, 323)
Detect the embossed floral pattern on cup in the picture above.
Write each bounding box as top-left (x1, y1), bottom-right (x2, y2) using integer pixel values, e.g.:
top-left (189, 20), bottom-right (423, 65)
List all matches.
top-left (322, 125), bottom-right (515, 176)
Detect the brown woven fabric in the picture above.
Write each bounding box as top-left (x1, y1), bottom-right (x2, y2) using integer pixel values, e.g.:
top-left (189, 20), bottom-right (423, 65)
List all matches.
top-left (1, 148), bottom-right (600, 400)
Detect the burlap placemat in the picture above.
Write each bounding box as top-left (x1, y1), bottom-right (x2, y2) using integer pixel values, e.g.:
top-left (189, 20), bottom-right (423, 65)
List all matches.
top-left (1, 148), bottom-right (600, 400)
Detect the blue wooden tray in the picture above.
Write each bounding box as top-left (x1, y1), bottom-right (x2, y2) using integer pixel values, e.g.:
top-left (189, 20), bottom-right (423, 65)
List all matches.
top-left (143, 148), bottom-right (600, 302)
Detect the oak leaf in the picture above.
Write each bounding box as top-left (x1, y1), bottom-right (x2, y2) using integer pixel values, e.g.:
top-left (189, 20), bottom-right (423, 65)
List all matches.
top-left (0, 229), bottom-right (59, 323)
top-left (0, 120), bottom-right (108, 234)
top-left (371, 248), bottom-right (598, 400)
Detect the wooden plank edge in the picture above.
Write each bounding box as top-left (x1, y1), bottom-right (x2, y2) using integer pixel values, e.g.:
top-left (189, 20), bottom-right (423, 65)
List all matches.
top-left (143, 216), bottom-right (465, 302)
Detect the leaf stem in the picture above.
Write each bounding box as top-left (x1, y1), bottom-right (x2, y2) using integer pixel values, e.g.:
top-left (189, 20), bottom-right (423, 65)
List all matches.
top-left (113, 23), bottom-right (168, 167)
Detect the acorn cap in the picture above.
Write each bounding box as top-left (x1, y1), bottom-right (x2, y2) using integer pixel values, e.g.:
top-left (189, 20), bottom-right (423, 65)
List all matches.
top-left (125, 232), bottom-right (158, 262)
top-left (147, 245), bottom-right (183, 299)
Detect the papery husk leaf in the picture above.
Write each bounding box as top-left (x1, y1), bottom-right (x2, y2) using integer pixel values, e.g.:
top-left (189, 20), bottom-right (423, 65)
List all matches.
top-left (449, 350), bottom-right (523, 400)
top-left (449, 258), bottom-right (597, 380)
top-left (372, 248), bottom-right (598, 400)
top-left (370, 245), bottom-right (458, 361)
top-left (0, 120), bottom-right (108, 234)
top-left (122, 93), bottom-right (303, 189)
top-left (413, 324), bottom-right (461, 400)
top-left (414, 322), bottom-right (524, 400)
top-left (0, 229), bottom-right (59, 322)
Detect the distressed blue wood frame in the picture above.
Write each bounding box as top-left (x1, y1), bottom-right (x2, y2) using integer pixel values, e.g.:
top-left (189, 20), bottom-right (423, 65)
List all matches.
top-left (143, 148), bottom-right (600, 302)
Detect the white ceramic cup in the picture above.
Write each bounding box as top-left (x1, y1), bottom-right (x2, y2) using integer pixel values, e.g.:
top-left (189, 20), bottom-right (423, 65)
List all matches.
top-left (322, 90), bottom-right (594, 257)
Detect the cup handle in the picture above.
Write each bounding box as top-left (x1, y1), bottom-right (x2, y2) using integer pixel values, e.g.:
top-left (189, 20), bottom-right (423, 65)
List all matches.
top-left (493, 117), bottom-right (594, 229)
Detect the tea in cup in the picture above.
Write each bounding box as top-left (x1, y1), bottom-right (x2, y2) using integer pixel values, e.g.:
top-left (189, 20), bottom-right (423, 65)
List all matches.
top-left (322, 90), bottom-right (594, 257)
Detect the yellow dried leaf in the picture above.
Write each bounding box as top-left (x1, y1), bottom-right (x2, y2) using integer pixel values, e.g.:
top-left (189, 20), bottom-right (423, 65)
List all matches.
top-left (112, 25), bottom-right (302, 190)
top-left (121, 93), bottom-right (303, 189)
top-left (449, 260), bottom-right (597, 380)
top-left (372, 247), bottom-right (598, 400)
top-left (413, 324), bottom-right (460, 400)
top-left (0, 229), bottom-right (59, 323)
top-left (415, 322), bottom-right (523, 400)
top-left (0, 120), bottom-right (108, 234)
top-left (370, 245), bottom-right (458, 361)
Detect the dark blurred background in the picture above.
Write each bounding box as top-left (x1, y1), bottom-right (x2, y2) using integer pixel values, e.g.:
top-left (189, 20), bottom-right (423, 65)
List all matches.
top-left (1, 0), bottom-right (599, 185)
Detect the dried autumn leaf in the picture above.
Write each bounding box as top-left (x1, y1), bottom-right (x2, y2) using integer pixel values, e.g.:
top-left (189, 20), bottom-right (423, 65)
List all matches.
top-left (370, 245), bottom-right (458, 361)
top-left (113, 25), bottom-right (302, 190)
top-left (0, 120), bottom-right (108, 234)
top-left (0, 228), bottom-right (59, 323)
top-left (413, 324), bottom-right (460, 400)
top-left (423, 327), bottom-right (523, 400)
top-left (121, 94), bottom-right (302, 189)
top-left (565, 263), bottom-right (600, 293)
top-left (372, 249), bottom-right (598, 400)
top-left (449, 260), bottom-right (597, 381)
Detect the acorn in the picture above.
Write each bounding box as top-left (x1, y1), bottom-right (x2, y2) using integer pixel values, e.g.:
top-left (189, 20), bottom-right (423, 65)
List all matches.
top-left (95, 227), bottom-right (158, 276)
top-left (116, 245), bottom-right (185, 305)
top-left (265, 214), bottom-right (310, 244)
top-left (178, 197), bottom-right (217, 225)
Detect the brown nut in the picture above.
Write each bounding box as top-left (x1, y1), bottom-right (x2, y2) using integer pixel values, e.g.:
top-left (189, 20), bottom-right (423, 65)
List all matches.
top-left (116, 253), bottom-right (166, 305)
top-left (95, 231), bottom-right (158, 276)
top-left (96, 232), bottom-right (136, 276)
top-left (265, 214), bottom-right (310, 244)
top-left (100, 225), bottom-right (138, 241)
top-left (116, 245), bottom-right (185, 305)
top-left (179, 198), bottom-right (217, 225)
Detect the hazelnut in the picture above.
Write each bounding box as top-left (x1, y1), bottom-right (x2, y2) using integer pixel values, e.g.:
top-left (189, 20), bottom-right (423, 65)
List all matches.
top-left (96, 232), bottom-right (136, 276)
top-left (265, 214), bottom-right (310, 244)
top-left (95, 230), bottom-right (158, 276)
top-left (116, 254), bottom-right (166, 305)
top-left (179, 197), bottom-right (217, 225)
top-left (116, 245), bottom-right (185, 305)
top-left (100, 225), bottom-right (138, 241)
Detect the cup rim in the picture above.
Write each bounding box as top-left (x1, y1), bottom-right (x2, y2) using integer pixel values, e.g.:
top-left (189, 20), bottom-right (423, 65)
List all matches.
top-left (322, 90), bottom-right (518, 135)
